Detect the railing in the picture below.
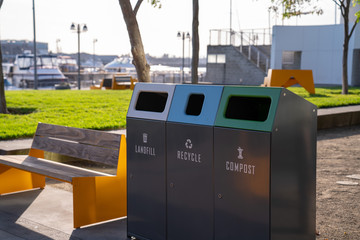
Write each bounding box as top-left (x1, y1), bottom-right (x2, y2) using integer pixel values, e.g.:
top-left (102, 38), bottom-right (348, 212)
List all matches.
top-left (209, 28), bottom-right (272, 46)
top-left (209, 28), bottom-right (271, 73)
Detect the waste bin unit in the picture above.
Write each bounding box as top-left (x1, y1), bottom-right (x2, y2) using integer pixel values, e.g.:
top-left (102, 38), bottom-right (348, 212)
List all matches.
top-left (166, 85), bottom-right (223, 240)
top-left (127, 83), bottom-right (176, 240)
top-left (213, 86), bottom-right (317, 240)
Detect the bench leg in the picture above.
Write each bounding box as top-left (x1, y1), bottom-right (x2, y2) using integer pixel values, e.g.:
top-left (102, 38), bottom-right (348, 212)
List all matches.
top-left (72, 176), bottom-right (126, 228)
top-left (0, 164), bottom-right (45, 195)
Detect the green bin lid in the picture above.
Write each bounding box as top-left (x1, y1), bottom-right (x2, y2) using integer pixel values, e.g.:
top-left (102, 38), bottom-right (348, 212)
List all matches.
top-left (215, 86), bottom-right (282, 132)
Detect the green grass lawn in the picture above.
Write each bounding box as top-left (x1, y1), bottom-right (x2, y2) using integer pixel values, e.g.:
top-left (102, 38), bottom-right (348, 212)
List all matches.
top-left (289, 87), bottom-right (360, 108)
top-left (1, 90), bottom-right (132, 140)
top-left (1, 86), bottom-right (360, 140)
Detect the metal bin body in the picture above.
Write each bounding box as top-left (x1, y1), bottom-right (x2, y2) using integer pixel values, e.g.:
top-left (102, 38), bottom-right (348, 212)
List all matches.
top-left (166, 85), bottom-right (223, 240)
top-left (127, 83), bottom-right (175, 240)
top-left (214, 86), bottom-right (317, 240)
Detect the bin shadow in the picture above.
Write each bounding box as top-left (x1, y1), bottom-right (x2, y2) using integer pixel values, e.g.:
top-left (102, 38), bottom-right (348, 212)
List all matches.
top-left (70, 217), bottom-right (130, 240)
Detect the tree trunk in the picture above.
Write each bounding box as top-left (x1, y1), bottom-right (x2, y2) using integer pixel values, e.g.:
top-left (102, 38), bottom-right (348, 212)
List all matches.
top-left (0, 40), bottom-right (9, 114)
top-left (119, 0), bottom-right (150, 82)
top-left (191, 0), bottom-right (199, 84)
top-left (0, 0), bottom-right (8, 114)
top-left (342, 37), bottom-right (349, 94)
top-left (341, 0), bottom-right (350, 95)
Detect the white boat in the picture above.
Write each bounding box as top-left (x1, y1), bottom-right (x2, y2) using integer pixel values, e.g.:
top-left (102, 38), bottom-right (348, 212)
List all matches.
top-left (104, 56), bottom-right (136, 74)
top-left (57, 55), bottom-right (78, 73)
top-left (11, 51), bottom-right (68, 88)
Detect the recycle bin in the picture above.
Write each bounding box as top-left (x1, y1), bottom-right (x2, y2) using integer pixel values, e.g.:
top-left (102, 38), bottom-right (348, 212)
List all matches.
top-left (213, 86), bottom-right (317, 240)
top-left (126, 83), bottom-right (176, 240)
top-left (166, 85), bottom-right (223, 240)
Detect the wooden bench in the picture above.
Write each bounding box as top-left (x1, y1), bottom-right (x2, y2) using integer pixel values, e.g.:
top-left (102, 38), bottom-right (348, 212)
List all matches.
top-left (262, 69), bottom-right (316, 94)
top-left (112, 75), bottom-right (137, 90)
top-left (90, 78), bottom-right (113, 90)
top-left (0, 123), bottom-right (127, 228)
top-left (90, 75), bottom-right (137, 90)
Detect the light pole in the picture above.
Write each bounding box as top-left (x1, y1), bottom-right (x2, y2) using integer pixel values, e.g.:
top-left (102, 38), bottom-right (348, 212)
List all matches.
top-left (32, 0), bottom-right (38, 90)
top-left (93, 39), bottom-right (97, 71)
top-left (56, 39), bottom-right (61, 54)
top-left (70, 23), bottom-right (88, 90)
top-left (177, 31), bottom-right (190, 84)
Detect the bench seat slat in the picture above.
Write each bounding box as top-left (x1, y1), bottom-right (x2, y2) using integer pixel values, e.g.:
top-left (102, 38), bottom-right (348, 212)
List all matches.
top-left (32, 136), bottom-right (119, 167)
top-left (115, 76), bottom-right (131, 81)
top-left (35, 123), bottom-right (121, 149)
top-left (0, 155), bottom-right (110, 183)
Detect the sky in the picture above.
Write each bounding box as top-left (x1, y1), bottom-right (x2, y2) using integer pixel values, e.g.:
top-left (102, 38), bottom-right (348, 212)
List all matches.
top-left (0, 0), bottom-right (340, 58)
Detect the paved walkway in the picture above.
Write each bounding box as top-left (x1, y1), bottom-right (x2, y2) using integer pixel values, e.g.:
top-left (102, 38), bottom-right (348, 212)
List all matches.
top-left (0, 186), bottom-right (128, 240)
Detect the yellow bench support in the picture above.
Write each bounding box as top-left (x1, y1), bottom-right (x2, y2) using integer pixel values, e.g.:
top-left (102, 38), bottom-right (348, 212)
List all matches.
top-left (263, 69), bottom-right (315, 94)
top-left (72, 136), bottom-right (127, 228)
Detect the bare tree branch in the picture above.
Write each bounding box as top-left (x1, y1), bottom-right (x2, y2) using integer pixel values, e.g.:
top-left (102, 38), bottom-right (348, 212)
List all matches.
top-left (339, 0), bottom-right (346, 18)
top-left (134, 0), bottom-right (143, 16)
top-left (349, 20), bottom-right (358, 39)
top-left (332, 0), bottom-right (341, 8)
top-left (0, 0), bottom-right (4, 9)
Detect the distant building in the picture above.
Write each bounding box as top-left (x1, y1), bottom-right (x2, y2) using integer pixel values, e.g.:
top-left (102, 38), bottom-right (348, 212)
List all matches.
top-left (271, 23), bottom-right (360, 86)
top-left (205, 29), bottom-right (271, 85)
top-left (206, 6), bottom-right (360, 86)
top-left (271, 5), bottom-right (360, 86)
top-left (1, 40), bottom-right (48, 62)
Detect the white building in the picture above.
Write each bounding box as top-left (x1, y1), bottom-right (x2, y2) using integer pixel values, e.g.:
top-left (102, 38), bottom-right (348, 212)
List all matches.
top-left (270, 5), bottom-right (360, 86)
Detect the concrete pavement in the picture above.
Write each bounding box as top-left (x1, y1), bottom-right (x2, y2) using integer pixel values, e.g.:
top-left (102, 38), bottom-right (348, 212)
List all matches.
top-left (0, 186), bottom-right (128, 240)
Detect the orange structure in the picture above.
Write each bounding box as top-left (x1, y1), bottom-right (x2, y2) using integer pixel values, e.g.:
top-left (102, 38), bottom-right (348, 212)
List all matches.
top-left (262, 69), bottom-right (315, 94)
top-left (90, 74), bottom-right (137, 90)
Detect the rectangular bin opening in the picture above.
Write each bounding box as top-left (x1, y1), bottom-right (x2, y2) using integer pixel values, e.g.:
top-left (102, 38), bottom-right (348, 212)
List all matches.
top-left (186, 94), bottom-right (205, 116)
top-left (225, 96), bottom-right (271, 122)
top-left (135, 91), bottom-right (168, 113)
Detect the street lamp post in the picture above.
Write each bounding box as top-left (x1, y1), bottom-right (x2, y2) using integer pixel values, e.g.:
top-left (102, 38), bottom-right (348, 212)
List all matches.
top-left (56, 39), bottom-right (61, 54)
top-left (70, 23), bottom-right (88, 90)
top-left (32, 0), bottom-right (38, 90)
top-left (93, 39), bottom-right (97, 71)
top-left (177, 31), bottom-right (190, 84)
top-left (92, 39), bottom-right (97, 85)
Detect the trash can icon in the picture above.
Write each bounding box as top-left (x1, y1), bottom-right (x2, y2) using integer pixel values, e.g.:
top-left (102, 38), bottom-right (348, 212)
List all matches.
top-left (214, 86), bottom-right (317, 240)
top-left (166, 85), bottom-right (223, 240)
top-left (126, 83), bottom-right (176, 240)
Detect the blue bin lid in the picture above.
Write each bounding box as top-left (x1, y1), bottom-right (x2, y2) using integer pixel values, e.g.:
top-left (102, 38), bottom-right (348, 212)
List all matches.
top-left (167, 84), bottom-right (224, 126)
top-left (127, 83), bottom-right (176, 121)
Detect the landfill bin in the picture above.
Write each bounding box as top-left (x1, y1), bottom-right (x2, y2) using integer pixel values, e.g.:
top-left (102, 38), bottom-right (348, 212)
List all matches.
top-left (166, 85), bottom-right (223, 240)
top-left (126, 83), bottom-right (176, 240)
top-left (214, 86), bottom-right (317, 240)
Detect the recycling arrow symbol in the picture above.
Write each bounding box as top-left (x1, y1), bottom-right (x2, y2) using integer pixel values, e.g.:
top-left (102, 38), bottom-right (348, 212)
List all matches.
top-left (185, 139), bottom-right (193, 149)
